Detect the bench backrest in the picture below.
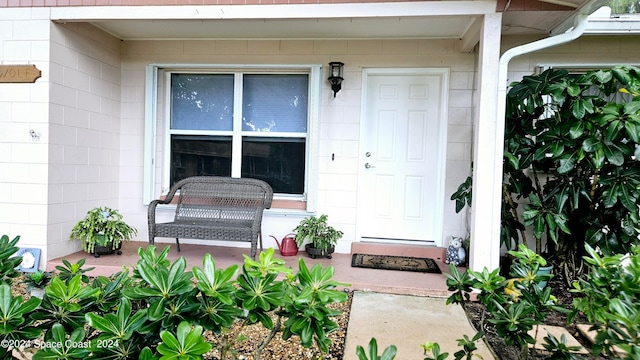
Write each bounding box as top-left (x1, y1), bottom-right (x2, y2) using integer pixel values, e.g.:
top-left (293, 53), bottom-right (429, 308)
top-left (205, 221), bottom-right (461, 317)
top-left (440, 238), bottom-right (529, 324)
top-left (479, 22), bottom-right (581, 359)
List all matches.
top-left (173, 177), bottom-right (273, 223)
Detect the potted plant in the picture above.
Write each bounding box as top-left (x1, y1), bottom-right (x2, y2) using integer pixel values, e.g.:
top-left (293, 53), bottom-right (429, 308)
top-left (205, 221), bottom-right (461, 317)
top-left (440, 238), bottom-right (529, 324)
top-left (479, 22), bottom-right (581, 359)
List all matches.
top-left (293, 214), bottom-right (343, 259)
top-left (70, 206), bottom-right (137, 257)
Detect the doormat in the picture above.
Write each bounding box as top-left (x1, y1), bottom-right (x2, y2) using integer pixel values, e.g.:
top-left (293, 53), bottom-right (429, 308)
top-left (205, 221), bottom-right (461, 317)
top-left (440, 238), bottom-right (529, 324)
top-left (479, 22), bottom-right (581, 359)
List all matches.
top-left (351, 254), bottom-right (441, 274)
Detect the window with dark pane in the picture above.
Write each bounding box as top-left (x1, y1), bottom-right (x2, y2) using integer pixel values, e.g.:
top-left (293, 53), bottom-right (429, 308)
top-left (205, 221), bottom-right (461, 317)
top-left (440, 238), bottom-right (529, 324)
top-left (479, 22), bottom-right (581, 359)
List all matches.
top-left (242, 137), bottom-right (305, 194)
top-left (170, 135), bottom-right (232, 185)
top-left (168, 71), bottom-right (309, 196)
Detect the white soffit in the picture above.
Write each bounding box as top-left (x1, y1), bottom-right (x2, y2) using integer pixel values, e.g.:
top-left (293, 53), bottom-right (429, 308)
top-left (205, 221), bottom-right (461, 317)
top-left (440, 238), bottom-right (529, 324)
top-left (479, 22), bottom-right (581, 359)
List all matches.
top-left (51, 1), bottom-right (495, 40)
top-left (86, 17), bottom-right (480, 40)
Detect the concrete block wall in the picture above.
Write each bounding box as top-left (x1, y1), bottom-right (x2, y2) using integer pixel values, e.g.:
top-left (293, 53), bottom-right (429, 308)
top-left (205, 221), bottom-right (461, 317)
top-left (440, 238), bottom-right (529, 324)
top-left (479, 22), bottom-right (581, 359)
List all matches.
top-left (0, 8), bottom-right (51, 269)
top-left (46, 22), bottom-right (123, 260)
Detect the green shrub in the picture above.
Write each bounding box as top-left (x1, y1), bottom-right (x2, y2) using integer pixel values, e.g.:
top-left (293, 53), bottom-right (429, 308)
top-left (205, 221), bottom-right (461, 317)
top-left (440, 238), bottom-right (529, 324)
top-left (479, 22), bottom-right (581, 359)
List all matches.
top-left (1, 244), bottom-right (350, 359)
top-left (570, 244), bottom-right (640, 358)
top-left (356, 338), bottom-right (397, 360)
top-left (445, 245), bottom-right (568, 360)
top-left (0, 234), bottom-right (22, 284)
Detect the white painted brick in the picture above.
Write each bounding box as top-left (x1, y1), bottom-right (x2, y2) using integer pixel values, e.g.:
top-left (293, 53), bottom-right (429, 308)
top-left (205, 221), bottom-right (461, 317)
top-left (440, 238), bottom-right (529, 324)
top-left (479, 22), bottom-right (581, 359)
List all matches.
top-left (448, 90), bottom-right (473, 108)
top-left (314, 40), bottom-right (348, 54)
top-left (11, 143), bottom-right (47, 164)
top-left (48, 62), bottom-right (64, 84)
top-left (324, 156), bottom-right (358, 175)
top-left (49, 164), bottom-right (76, 184)
top-left (0, 203), bottom-right (30, 224)
top-left (0, 163), bottom-right (29, 183)
top-left (29, 83), bottom-right (49, 104)
top-left (13, 20), bottom-right (49, 41)
top-left (0, 8), bottom-right (33, 21)
top-left (63, 145), bottom-right (89, 165)
top-left (30, 41), bottom-right (49, 61)
top-left (418, 39), bottom-right (456, 54)
top-left (321, 122), bottom-right (359, 141)
top-left (77, 91), bottom-right (100, 112)
top-left (0, 84), bottom-right (30, 102)
top-left (183, 40), bottom-right (216, 55)
top-left (318, 174), bottom-right (358, 192)
top-left (448, 124), bottom-right (472, 143)
top-left (0, 102), bottom-right (10, 119)
top-left (12, 183), bottom-right (47, 204)
top-left (325, 190), bottom-right (358, 208)
top-left (382, 39), bottom-right (418, 55)
top-left (0, 122), bottom-right (28, 142)
top-left (3, 40), bottom-right (32, 60)
top-left (121, 101), bottom-right (145, 120)
top-left (50, 42), bottom-right (78, 69)
top-left (342, 106), bottom-right (361, 124)
top-left (447, 142), bottom-right (467, 161)
top-left (0, 144), bottom-right (10, 163)
top-left (347, 40), bottom-right (382, 54)
top-left (448, 107), bottom-right (471, 125)
top-left (62, 107), bottom-right (90, 129)
top-left (321, 104), bottom-right (344, 123)
top-left (280, 40), bottom-right (313, 54)
top-left (450, 71), bottom-right (474, 90)
top-left (77, 53), bottom-right (102, 78)
top-left (50, 84), bottom-right (77, 108)
top-left (101, 98), bottom-right (120, 117)
top-left (62, 183), bottom-right (88, 203)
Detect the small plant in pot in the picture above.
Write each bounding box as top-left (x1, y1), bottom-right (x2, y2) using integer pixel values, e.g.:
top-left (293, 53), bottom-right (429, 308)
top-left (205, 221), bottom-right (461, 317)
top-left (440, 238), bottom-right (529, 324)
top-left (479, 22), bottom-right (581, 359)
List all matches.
top-left (70, 206), bottom-right (137, 257)
top-left (293, 214), bottom-right (343, 259)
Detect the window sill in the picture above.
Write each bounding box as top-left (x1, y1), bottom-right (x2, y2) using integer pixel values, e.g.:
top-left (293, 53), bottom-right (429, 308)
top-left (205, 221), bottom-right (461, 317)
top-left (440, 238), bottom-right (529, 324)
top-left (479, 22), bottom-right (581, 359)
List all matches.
top-left (156, 196), bottom-right (307, 211)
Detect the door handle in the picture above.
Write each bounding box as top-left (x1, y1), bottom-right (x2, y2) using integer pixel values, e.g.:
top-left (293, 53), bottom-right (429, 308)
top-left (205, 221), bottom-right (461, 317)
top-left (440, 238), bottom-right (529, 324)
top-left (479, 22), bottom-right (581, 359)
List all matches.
top-left (365, 162), bottom-right (375, 169)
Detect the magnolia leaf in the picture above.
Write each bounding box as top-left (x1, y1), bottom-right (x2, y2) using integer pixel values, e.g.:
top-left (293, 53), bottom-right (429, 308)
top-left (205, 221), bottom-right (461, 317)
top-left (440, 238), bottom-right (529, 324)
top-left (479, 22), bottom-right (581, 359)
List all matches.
top-left (603, 143), bottom-right (625, 166)
top-left (569, 122), bottom-right (585, 139)
top-left (558, 152), bottom-right (578, 174)
top-left (582, 136), bottom-right (601, 152)
top-left (625, 121), bottom-right (640, 144)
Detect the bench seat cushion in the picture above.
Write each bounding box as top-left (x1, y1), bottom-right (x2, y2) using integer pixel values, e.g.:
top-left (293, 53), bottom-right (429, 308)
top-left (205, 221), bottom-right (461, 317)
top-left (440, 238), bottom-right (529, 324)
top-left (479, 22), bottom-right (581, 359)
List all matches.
top-left (154, 219), bottom-right (254, 242)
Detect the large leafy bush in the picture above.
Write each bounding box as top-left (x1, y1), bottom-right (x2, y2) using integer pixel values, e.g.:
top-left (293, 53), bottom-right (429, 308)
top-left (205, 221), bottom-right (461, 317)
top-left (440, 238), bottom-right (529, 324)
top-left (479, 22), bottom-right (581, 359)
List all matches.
top-left (453, 65), bottom-right (640, 278)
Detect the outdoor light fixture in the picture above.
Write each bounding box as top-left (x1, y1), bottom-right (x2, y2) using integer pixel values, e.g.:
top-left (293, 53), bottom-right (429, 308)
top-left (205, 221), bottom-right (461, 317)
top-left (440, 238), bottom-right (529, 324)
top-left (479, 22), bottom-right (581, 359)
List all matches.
top-left (328, 62), bottom-right (344, 97)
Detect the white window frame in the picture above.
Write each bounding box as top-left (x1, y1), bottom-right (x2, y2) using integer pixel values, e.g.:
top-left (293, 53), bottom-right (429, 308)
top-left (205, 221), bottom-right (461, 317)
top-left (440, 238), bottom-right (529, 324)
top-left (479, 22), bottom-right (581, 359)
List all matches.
top-left (143, 64), bottom-right (321, 211)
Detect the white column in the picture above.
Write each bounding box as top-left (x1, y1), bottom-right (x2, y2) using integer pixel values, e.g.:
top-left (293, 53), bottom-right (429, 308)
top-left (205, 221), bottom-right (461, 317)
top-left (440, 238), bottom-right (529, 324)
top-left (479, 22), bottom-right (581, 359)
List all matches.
top-left (469, 13), bottom-right (502, 272)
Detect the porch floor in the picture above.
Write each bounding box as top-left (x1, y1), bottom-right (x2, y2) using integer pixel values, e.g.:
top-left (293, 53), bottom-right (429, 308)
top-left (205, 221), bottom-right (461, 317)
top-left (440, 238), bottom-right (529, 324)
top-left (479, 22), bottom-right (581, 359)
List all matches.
top-left (46, 240), bottom-right (455, 297)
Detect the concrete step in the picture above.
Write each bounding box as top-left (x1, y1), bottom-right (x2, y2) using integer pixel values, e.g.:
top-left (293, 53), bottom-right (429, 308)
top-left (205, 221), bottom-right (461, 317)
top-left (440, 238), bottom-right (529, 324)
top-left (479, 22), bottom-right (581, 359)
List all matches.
top-left (577, 324), bottom-right (627, 357)
top-left (527, 325), bottom-right (588, 354)
top-left (351, 242), bottom-right (446, 262)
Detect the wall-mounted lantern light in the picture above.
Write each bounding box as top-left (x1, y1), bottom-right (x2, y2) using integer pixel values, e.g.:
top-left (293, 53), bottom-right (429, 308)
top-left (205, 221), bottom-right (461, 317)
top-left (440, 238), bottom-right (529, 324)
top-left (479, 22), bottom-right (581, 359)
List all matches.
top-left (328, 62), bottom-right (344, 97)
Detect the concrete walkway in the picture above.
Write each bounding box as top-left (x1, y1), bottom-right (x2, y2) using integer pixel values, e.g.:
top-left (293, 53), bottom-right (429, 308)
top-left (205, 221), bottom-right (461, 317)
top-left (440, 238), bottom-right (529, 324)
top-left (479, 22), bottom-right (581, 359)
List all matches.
top-left (343, 292), bottom-right (495, 360)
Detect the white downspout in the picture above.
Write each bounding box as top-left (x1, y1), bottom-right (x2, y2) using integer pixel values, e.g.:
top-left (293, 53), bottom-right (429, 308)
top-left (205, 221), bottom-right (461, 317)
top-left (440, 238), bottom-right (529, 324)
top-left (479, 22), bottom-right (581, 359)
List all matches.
top-left (484, 14), bottom-right (588, 267)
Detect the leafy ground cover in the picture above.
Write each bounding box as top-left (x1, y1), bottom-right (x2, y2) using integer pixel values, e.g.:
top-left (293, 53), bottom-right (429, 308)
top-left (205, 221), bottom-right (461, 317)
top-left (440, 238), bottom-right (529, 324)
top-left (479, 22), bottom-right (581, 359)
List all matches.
top-left (464, 271), bottom-right (607, 360)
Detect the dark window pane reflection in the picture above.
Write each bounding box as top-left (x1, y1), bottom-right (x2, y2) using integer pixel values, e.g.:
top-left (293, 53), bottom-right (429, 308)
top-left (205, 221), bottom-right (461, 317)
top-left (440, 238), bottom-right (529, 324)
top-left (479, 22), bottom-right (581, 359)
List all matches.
top-left (170, 135), bottom-right (232, 185)
top-left (242, 137), bottom-right (305, 194)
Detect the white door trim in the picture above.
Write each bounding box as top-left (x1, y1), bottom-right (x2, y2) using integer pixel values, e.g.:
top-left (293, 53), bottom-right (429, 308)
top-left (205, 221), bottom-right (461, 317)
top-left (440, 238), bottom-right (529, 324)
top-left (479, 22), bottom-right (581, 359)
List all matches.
top-left (356, 67), bottom-right (449, 247)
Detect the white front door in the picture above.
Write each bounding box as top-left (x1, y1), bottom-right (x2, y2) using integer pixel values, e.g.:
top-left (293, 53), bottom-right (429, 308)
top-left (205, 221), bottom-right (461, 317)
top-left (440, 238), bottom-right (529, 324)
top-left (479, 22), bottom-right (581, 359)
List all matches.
top-left (358, 69), bottom-right (448, 246)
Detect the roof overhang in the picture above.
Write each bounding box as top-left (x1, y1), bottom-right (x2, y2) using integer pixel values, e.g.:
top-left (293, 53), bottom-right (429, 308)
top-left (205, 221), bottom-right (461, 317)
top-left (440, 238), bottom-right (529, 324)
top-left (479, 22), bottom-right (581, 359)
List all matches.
top-left (51, 1), bottom-right (495, 43)
top-left (50, 1), bottom-right (640, 50)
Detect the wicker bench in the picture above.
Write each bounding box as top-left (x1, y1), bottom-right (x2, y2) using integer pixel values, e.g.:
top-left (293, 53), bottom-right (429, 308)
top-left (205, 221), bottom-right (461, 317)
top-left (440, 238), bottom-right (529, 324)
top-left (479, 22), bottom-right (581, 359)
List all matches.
top-left (148, 176), bottom-right (273, 259)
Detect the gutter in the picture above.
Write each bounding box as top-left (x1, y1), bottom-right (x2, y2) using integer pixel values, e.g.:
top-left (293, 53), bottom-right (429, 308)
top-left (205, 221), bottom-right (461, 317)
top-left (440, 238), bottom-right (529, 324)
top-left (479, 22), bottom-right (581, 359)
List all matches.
top-left (495, 13), bottom-right (590, 132)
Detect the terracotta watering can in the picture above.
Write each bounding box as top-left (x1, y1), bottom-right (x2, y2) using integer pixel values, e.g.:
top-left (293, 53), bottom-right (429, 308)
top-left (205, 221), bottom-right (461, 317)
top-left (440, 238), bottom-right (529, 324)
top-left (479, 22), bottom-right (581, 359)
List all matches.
top-left (271, 233), bottom-right (298, 256)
